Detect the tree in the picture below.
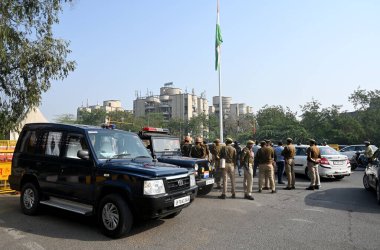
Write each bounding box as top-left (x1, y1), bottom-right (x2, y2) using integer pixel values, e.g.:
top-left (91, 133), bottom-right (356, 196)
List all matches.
top-left (0, 0), bottom-right (75, 135)
top-left (54, 113), bottom-right (76, 124)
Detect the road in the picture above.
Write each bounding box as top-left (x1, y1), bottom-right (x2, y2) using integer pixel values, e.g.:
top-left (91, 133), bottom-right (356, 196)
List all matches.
top-left (1, 169), bottom-right (379, 250)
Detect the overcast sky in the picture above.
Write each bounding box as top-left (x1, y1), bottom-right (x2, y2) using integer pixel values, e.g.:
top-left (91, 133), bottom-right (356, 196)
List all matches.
top-left (40, 0), bottom-right (380, 121)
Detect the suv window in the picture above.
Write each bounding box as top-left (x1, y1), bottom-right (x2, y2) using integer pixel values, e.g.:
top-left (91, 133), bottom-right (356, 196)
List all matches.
top-left (152, 137), bottom-right (181, 152)
top-left (19, 130), bottom-right (38, 154)
top-left (41, 131), bottom-right (63, 156)
top-left (65, 134), bottom-right (88, 159)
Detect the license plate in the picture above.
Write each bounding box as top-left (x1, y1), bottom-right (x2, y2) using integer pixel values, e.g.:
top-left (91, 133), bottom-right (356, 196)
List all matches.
top-left (206, 179), bottom-right (215, 185)
top-left (174, 196), bottom-right (190, 207)
top-left (203, 171), bottom-right (209, 178)
top-left (333, 161), bottom-right (344, 165)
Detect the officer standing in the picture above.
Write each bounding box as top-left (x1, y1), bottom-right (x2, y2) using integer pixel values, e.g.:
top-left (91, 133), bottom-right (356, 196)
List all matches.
top-left (234, 141), bottom-right (242, 176)
top-left (306, 139), bottom-right (321, 190)
top-left (190, 137), bottom-right (207, 159)
top-left (210, 139), bottom-right (222, 189)
top-left (274, 141), bottom-right (285, 184)
top-left (181, 136), bottom-right (192, 157)
top-left (282, 138), bottom-right (296, 190)
top-left (240, 140), bottom-right (255, 200)
top-left (218, 138), bottom-right (236, 199)
top-left (252, 140), bottom-right (261, 178)
top-left (256, 141), bottom-right (276, 193)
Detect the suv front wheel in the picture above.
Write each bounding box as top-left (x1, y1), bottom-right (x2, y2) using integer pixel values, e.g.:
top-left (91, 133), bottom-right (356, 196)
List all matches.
top-left (98, 194), bottom-right (133, 238)
top-left (20, 183), bottom-right (40, 215)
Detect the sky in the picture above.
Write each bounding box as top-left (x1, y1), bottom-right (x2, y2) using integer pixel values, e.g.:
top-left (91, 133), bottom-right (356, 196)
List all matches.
top-left (40, 0), bottom-right (380, 121)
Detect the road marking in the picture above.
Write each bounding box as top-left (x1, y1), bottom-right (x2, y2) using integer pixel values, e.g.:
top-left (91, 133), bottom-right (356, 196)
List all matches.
top-left (304, 208), bottom-right (324, 213)
top-left (289, 218), bottom-right (314, 224)
top-left (23, 242), bottom-right (45, 250)
top-left (3, 228), bottom-right (26, 240)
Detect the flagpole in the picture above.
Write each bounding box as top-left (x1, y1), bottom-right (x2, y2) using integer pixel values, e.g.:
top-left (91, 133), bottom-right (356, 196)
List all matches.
top-left (218, 59), bottom-right (223, 143)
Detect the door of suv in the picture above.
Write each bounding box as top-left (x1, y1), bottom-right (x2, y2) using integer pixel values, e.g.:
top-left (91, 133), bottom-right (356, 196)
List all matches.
top-left (59, 133), bottom-right (94, 203)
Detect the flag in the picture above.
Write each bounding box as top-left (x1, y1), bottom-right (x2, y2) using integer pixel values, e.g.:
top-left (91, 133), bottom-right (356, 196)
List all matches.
top-left (215, 0), bottom-right (223, 71)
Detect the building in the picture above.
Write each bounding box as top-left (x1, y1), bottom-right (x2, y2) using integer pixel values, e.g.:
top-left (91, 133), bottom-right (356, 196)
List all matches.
top-left (212, 96), bottom-right (253, 118)
top-left (133, 83), bottom-right (209, 121)
top-left (77, 100), bottom-right (125, 120)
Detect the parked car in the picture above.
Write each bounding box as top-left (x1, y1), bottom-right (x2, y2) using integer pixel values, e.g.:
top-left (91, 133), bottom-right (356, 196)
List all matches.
top-left (363, 149), bottom-right (380, 204)
top-left (138, 127), bottom-right (214, 195)
top-left (294, 145), bottom-right (351, 179)
top-left (340, 144), bottom-right (378, 169)
top-left (9, 123), bottom-right (197, 238)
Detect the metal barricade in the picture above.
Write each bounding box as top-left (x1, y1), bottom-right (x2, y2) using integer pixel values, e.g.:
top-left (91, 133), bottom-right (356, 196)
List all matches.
top-left (0, 140), bottom-right (16, 194)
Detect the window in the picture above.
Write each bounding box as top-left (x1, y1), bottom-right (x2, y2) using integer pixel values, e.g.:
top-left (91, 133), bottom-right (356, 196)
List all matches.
top-left (296, 148), bottom-right (307, 156)
top-left (65, 134), bottom-right (87, 159)
top-left (19, 130), bottom-right (38, 154)
top-left (42, 132), bottom-right (63, 156)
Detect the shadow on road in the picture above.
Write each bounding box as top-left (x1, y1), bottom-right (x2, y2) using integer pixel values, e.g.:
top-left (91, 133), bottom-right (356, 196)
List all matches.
top-left (0, 195), bottom-right (165, 241)
top-left (304, 187), bottom-right (380, 214)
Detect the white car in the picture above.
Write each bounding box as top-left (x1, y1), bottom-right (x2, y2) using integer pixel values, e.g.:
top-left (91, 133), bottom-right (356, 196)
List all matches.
top-left (339, 144), bottom-right (378, 159)
top-left (294, 145), bottom-right (351, 179)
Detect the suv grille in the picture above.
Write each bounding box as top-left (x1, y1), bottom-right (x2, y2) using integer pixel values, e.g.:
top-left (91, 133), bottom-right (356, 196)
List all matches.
top-left (166, 177), bottom-right (190, 193)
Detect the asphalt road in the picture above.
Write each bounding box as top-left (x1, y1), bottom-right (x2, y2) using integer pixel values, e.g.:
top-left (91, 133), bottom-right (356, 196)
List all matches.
top-left (1, 169), bottom-right (379, 250)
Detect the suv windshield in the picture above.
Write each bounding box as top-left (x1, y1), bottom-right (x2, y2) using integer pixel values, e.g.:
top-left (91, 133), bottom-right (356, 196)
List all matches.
top-left (88, 130), bottom-right (152, 160)
top-left (152, 137), bottom-right (181, 153)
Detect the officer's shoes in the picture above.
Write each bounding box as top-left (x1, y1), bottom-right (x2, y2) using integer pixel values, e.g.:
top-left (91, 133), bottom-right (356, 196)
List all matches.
top-left (291, 186), bottom-right (296, 189)
top-left (314, 185), bottom-right (320, 190)
top-left (218, 194), bottom-right (226, 199)
top-left (306, 186), bottom-right (315, 190)
top-left (271, 190), bottom-right (277, 194)
top-left (263, 187), bottom-right (270, 190)
top-left (231, 194), bottom-right (236, 199)
top-left (283, 187), bottom-right (292, 190)
top-left (258, 189), bottom-right (262, 193)
top-left (245, 195), bottom-right (254, 200)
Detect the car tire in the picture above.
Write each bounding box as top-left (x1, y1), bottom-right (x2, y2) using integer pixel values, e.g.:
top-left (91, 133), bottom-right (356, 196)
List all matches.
top-left (363, 174), bottom-right (371, 191)
top-left (98, 194), bottom-right (133, 238)
top-left (197, 184), bottom-right (213, 196)
top-left (163, 210), bottom-right (181, 219)
top-left (376, 181), bottom-right (380, 205)
top-left (20, 183), bottom-right (40, 216)
top-left (335, 176), bottom-right (344, 180)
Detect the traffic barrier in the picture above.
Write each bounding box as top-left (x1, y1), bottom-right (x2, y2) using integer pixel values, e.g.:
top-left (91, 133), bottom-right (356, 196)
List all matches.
top-left (0, 140), bottom-right (16, 194)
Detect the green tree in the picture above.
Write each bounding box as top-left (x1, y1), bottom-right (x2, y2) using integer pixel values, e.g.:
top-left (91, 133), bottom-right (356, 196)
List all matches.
top-left (54, 113), bottom-right (76, 124)
top-left (77, 109), bottom-right (107, 126)
top-left (0, 0), bottom-right (75, 135)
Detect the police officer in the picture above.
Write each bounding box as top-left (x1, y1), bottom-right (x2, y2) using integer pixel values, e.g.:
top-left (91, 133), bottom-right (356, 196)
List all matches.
top-left (282, 138), bottom-right (296, 190)
top-left (210, 139), bottom-right (222, 189)
top-left (363, 141), bottom-right (374, 166)
top-left (219, 138), bottom-right (236, 199)
top-left (181, 136), bottom-right (192, 157)
top-left (306, 139), bottom-right (321, 190)
top-left (190, 137), bottom-right (207, 159)
top-left (234, 141), bottom-right (242, 176)
top-left (256, 141), bottom-right (276, 193)
top-left (240, 140), bottom-right (255, 200)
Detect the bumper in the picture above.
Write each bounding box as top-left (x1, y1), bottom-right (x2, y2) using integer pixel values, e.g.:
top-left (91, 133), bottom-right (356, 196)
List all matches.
top-left (133, 186), bottom-right (197, 220)
top-left (196, 177), bottom-right (215, 188)
top-left (319, 166), bottom-right (351, 178)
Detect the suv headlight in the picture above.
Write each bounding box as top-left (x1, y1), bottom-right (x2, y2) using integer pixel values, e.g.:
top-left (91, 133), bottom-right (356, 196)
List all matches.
top-left (194, 163), bottom-right (199, 171)
top-left (190, 174), bottom-right (196, 187)
top-left (143, 180), bottom-right (165, 195)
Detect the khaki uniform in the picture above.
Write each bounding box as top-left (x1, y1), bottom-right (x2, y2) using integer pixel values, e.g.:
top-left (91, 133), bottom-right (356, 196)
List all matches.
top-left (282, 144), bottom-right (296, 188)
top-left (307, 145), bottom-right (321, 187)
top-left (241, 147), bottom-right (254, 196)
top-left (221, 145), bottom-right (236, 195)
top-left (210, 143), bottom-right (222, 187)
top-left (190, 144), bottom-right (207, 159)
top-left (256, 147), bottom-right (275, 191)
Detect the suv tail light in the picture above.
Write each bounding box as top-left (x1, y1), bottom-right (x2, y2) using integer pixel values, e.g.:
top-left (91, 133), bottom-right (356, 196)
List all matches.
top-left (320, 157), bottom-right (329, 165)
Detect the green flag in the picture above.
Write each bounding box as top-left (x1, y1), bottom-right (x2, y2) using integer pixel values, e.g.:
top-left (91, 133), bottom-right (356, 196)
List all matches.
top-left (215, 0), bottom-right (223, 71)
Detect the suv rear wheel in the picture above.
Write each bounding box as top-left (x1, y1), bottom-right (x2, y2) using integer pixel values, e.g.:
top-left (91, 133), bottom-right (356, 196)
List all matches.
top-left (98, 194), bottom-right (133, 238)
top-left (20, 183), bottom-right (40, 215)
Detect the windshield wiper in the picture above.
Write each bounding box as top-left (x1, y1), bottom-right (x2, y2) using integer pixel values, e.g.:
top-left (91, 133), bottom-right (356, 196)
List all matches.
top-left (132, 156), bottom-right (152, 161)
top-left (111, 153), bottom-right (131, 159)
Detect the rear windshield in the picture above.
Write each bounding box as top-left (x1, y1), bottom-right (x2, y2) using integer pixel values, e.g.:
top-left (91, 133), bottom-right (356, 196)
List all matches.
top-left (152, 137), bottom-right (181, 152)
top-left (319, 147), bottom-right (340, 155)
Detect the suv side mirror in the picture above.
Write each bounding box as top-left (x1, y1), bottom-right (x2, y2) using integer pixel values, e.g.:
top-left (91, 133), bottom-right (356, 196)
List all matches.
top-left (77, 150), bottom-right (90, 160)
